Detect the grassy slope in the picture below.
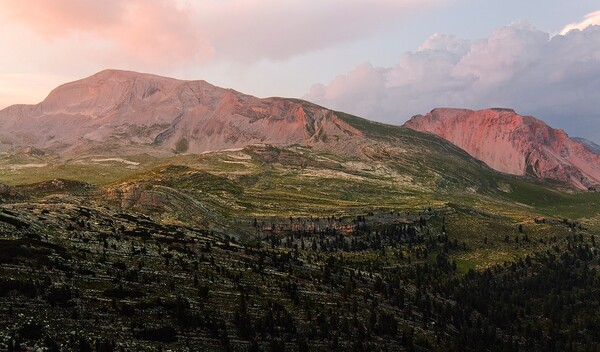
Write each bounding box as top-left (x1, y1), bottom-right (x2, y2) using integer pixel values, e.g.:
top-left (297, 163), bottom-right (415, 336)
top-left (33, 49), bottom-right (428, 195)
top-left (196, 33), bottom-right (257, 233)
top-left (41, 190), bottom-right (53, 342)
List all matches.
top-left (1, 111), bottom-right (599, 270)
top-left (3, 134), bottom-right (599, 224)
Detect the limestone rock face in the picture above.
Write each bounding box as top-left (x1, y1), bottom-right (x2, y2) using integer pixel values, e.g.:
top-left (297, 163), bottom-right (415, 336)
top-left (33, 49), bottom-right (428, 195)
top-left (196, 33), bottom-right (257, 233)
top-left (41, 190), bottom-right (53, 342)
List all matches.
top-left (0, 69), bottom-right (364, 156)
top-left (404, 108), bottom-right (600, 189)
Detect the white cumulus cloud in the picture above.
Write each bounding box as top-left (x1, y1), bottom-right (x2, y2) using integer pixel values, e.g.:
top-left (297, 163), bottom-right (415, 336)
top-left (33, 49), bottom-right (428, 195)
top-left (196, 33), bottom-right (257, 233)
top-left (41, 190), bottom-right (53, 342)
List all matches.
top-left (561, 10), bottom-right (600, 35)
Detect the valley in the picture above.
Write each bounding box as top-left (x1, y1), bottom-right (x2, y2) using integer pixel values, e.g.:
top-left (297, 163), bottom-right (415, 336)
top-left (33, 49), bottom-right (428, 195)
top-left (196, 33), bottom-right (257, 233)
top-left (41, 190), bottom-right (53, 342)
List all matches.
top-left (0, 71), bottom-right (599, 351)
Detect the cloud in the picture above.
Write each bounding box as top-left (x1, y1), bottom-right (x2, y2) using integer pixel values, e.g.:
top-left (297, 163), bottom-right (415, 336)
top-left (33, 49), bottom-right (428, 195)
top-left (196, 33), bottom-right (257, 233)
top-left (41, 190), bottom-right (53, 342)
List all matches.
top-left (0, 73), bottom-right (63, 109)
top-left (0, 0), bottom-right (214, 68)
top-left (305, 19), bottom-right (600, 142)
top-left (561, 10), bottom-right (600, 35)
top-left (199, 0), bottom-right (442, 61)
top-left (0, 0), bottom-right (123, 37)
top-left (308, 63), bottom-right (390, 118)
top-left (0, 0), bottom-right (441, 68)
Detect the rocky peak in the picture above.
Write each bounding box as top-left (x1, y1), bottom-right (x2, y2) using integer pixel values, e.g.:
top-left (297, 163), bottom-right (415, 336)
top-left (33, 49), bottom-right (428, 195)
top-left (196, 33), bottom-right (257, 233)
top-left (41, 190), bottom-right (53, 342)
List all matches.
top-left (0, 70), bottom-right (364, 157)
top-left (404, 108), bottom-right (600, 190)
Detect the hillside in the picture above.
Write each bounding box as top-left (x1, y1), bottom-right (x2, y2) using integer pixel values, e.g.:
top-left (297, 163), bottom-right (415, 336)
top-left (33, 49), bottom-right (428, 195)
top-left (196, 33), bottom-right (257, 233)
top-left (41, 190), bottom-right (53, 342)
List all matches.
top-left (4, 70), bottom-right (597, 193)
top-left (405, 108), bottom-right (600, 190)
top-left (0, 70), bottom-right (364, 156)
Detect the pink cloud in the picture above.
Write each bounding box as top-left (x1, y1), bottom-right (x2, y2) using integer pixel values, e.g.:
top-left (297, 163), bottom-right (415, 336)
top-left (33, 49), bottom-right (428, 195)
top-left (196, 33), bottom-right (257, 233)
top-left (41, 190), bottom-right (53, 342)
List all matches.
top-left (0, 73), bottom-right (62, 108)
top-left (0, 0), bottom-right (441, 67)
top-left (0, 0), bottom-right (214, 68)
top-left (0, 0), bottom-right (123, 37)
top-left (200, 0), bottom-right (442, 61)
top-left (308, 63), bottom-right (389, 118)
top-left (452, 21), bottom-right (549, 86)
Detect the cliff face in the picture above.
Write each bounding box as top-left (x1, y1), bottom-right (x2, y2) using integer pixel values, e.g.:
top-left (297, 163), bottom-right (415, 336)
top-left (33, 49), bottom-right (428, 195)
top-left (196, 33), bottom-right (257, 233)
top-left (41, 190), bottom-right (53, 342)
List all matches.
top-left (0, 69), bottom-right (364, 156)
top-left (404, 108), bottom-right (600, 190)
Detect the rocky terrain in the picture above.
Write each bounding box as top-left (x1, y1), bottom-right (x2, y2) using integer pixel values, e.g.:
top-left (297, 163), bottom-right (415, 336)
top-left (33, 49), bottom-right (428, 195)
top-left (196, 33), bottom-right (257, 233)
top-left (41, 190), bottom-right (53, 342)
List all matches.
top-left (1, 185), bottom-right (598, 351)
top-left (405, 108), bottom-right (600, 190)
top-left (0, 70), bottom-right (364, 157)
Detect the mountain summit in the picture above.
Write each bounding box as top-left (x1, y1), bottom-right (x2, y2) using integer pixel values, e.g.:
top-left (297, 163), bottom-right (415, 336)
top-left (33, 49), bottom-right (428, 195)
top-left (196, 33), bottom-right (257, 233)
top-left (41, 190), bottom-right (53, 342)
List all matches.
top-left (2, 70), bottom-right (598, 191)
top-left (0, 69), bottom-right (363, 155)
top-left (404, 108), bottom-right (600, 190)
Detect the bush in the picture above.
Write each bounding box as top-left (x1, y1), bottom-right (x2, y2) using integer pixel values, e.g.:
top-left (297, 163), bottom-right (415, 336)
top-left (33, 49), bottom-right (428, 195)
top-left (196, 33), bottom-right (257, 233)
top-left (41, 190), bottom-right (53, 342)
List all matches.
top-left (103, 285), bottom-right (145, 299)
top-left (175, 138), bottom-right (189, 153)
top-left (134, 326), bottom-right (177, 343)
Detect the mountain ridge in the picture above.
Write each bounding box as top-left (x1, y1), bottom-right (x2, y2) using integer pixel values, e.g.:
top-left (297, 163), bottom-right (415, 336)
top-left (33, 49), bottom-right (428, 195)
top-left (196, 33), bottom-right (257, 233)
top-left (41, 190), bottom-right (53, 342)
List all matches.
top-left (404, 108), bottom-right (600, 190)
top-left (573, 137), bottom-right (600, 154)
top-left (1, 70), bottom-right (598, 191)
top-left (0, 69), bottom-right (365, 156)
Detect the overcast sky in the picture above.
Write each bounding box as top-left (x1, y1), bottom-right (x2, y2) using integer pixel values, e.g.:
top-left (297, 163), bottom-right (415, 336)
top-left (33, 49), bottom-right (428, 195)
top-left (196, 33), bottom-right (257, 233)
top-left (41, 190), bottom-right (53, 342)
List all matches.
top-left (1, 1), bottom-right (599, 141)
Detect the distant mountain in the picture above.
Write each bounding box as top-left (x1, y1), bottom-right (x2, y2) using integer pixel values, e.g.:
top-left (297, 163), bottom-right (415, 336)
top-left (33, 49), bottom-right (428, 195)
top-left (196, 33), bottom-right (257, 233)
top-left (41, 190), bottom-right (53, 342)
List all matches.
top-left (405, 108), bottom-right (600, 190)
top-left (0, 69), bottom-right (364, 156)
top-left (573, 137), bottom-right (600, 154)
top-left (2, 70), bottom-right (596, 191)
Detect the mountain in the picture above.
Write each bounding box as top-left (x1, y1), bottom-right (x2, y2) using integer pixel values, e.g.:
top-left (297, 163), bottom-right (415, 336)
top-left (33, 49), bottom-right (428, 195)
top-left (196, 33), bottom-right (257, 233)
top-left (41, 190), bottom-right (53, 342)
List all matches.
top-left (3, 70), bottom-right (597, 191)
top-left (404, 108), bottom-right (600, 190)
top-left (0, 69), bottom-right (363, 156)
top-left (573, 137), bottom-right (600, 154)
top-left (3, 72), bottom-right (600, 352)
top-left (4, 69), bottom-right (534, 216)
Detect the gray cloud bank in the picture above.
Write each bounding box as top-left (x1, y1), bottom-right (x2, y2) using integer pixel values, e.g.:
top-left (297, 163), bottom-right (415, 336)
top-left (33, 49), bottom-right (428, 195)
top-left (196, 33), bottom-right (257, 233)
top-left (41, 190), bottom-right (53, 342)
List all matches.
top-left (305, 22), bottom-right (600, 142)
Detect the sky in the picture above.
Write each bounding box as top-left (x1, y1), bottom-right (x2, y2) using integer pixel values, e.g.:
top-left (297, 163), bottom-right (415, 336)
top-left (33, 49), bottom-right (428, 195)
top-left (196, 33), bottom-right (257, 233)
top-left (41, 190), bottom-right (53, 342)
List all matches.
top-left (1, 0), bottom-right (600, 141)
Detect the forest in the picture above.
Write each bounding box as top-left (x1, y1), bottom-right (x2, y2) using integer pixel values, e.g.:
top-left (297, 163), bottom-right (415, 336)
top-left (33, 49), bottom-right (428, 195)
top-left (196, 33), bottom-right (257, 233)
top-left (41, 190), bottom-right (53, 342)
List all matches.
top-left (1, 202), bottom-right (598, 351)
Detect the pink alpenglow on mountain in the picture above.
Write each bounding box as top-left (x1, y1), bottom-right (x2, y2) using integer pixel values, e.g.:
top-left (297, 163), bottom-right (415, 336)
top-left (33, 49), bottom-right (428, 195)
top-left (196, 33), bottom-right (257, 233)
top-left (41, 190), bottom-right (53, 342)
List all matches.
top-left (0, 70), bottom-right (363, 156)
top-left (404, 108), bottom-right (600, 190)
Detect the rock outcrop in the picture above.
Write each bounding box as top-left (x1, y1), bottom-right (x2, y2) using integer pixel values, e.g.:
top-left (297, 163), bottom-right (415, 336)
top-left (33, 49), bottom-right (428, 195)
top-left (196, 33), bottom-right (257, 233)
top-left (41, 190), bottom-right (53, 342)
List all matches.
top-left (404, 108), bottom-right (600, 190)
